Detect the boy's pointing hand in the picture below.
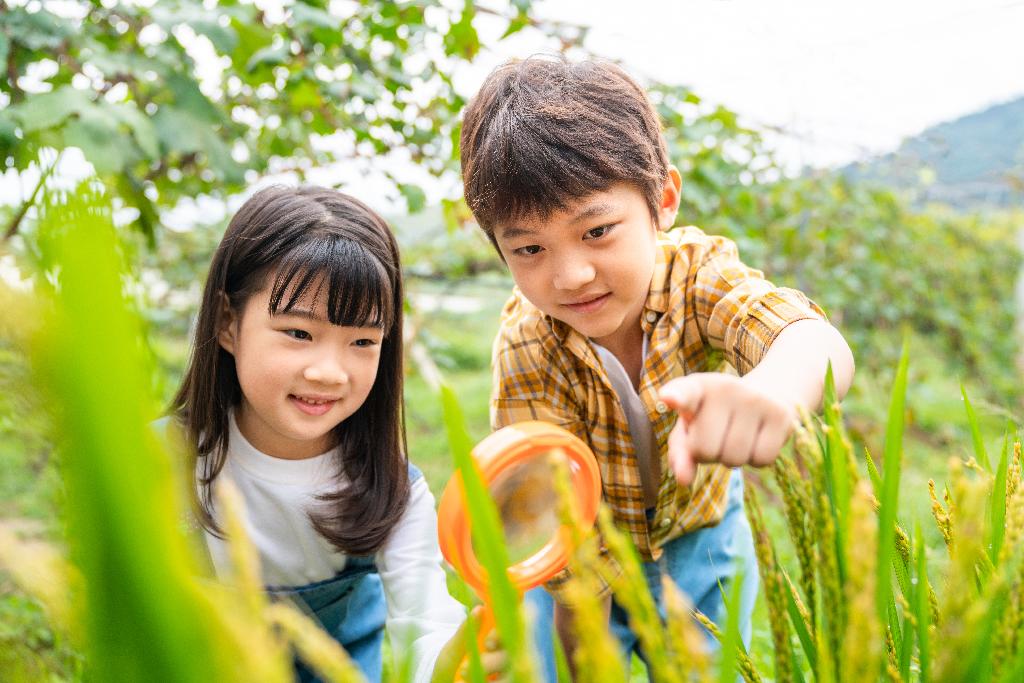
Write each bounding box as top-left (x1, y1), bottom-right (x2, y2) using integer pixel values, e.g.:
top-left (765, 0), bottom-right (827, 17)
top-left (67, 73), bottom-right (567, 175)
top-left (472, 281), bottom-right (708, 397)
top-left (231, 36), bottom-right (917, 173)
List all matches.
top-left (657, 373), bottom-right (798, 486)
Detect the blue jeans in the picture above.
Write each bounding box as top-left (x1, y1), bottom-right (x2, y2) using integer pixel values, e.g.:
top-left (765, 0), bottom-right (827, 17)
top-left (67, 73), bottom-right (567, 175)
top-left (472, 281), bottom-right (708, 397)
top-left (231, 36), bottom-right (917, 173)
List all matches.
top-left (524, 469), bottom-right (758, 682)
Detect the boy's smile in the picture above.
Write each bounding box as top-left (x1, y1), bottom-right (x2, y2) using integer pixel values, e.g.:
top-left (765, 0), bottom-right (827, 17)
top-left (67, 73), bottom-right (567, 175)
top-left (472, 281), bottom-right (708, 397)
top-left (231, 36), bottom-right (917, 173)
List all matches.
top-left (494, 176), bottom-right (679, 359)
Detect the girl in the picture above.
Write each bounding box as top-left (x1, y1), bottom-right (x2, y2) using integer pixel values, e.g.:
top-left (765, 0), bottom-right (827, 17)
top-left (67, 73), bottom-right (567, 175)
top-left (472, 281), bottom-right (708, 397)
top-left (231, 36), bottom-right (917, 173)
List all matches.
top-left (171, 186), bottom-right (489, 683)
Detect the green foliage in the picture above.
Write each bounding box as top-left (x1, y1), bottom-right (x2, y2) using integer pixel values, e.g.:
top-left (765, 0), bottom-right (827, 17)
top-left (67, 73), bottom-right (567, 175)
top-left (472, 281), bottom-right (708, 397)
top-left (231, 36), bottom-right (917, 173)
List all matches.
top-left (745, 350), bottom-right (1024, 683)
top-left (0, 0), bottom-right (572, 239)
top-left (440, 384), bottom-right (535, 682)
top-left (28, 186), bottom-right (280, 682)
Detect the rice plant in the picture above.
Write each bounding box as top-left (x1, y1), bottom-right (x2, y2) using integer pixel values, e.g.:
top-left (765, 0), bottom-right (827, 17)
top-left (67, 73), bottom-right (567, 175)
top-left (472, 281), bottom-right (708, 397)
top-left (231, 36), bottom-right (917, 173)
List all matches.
top-left (3, 184), bottom-right (1024, 683)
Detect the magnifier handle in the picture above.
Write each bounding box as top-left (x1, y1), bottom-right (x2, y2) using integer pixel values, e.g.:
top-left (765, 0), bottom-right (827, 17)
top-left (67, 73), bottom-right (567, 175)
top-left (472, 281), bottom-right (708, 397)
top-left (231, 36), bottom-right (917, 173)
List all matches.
top-left (455, 605), bottom-right (498, 682)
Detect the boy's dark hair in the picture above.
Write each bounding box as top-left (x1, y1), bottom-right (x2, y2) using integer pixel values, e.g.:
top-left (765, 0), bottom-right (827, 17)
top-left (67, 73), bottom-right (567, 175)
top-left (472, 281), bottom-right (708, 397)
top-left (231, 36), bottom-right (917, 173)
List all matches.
top-left (460, 56), bottom-right (670, 245)
top-left (172, 185), bottom-right (409, 556)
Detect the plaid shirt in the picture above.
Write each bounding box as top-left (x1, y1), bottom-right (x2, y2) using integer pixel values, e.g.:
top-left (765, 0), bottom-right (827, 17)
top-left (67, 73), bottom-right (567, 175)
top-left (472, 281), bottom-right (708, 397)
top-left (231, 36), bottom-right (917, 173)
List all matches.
top-left (490, 226), bottom-right (825, 601)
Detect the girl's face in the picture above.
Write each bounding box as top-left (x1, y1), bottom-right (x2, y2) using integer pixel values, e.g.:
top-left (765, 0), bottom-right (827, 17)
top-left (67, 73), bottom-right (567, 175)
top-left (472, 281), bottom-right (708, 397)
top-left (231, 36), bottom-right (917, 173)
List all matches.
top-left (218, 285), bottom-right (384, 459)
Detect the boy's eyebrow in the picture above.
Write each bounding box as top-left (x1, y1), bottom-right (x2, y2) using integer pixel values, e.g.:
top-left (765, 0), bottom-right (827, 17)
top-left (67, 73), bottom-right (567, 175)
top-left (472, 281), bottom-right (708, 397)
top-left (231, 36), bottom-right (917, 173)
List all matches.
top-left (570, 202), bottom-right (617, 224)
top-left (498, 225), bottom-right (537, 241)
top-left (498, 202), bottom-right (619, 240)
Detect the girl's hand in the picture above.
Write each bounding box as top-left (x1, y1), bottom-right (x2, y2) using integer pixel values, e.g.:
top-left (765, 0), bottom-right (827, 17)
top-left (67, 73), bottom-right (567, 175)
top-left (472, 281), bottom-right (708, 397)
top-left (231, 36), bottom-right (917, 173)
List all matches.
top-left (432, 606), bottom-right (509, 683)
top-left (658, 372), bottom-right (798, 486)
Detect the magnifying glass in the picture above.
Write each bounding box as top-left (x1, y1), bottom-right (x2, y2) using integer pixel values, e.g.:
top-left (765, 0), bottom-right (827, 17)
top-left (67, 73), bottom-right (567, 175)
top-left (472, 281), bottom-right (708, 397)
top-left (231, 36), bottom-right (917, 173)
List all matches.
top-left (437, 421), bottom-right (601, 672)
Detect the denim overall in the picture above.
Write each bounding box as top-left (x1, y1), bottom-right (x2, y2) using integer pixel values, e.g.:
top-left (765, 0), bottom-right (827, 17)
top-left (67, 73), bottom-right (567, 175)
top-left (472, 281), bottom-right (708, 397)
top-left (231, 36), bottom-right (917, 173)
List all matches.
top-left (267, 554), bottom-right (387, 682)
top-left (263, 463), bottom-right (424, 683)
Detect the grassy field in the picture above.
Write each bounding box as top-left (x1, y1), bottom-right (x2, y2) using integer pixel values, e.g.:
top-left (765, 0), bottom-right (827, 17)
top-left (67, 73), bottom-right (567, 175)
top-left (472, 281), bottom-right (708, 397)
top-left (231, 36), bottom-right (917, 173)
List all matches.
top-left (1, 271), bottom-right (1015, 680)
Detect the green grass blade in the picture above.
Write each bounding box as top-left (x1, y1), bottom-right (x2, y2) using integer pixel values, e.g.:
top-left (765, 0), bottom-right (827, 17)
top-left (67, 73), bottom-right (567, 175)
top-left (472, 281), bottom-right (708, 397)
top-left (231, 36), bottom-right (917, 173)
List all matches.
top-left (898, 603), bottom-right (913, 680)
top-left (864, 447), bottom-right (882, 498)
top-left (913, 525), bottom-right (930, 683)
top-left (782, 571), bottom-right (817, 674)
top-left (31, 188), bottom-right (282, 682)
top-left (821, 364), bottom-right (850, 583)
top-left (961, 384), bottom-right (991, 471)
top-left (989, 423), bottom-right (1010, 564)
top-left (716, 566), bottom-right (745, 683)
top-left (439, 383), bottom-right (530, 680)
top-left (877, 339), bottom-right (909, 626)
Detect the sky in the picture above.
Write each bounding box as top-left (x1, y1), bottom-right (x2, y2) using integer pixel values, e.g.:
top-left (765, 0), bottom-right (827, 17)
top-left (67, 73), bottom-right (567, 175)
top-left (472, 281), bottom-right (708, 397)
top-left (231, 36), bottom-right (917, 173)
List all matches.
top-left (2, 0), bottom-right (1022, 219)
top-left (477, 0), bottom-right (1024, 170)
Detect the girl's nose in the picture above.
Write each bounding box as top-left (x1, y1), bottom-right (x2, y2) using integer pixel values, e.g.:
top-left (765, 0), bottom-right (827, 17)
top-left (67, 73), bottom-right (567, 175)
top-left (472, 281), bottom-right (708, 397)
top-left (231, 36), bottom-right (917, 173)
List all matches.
top-left (303, 355), bottom-right (348, 385)
top-left (552, 257), bottom-right (596, 291)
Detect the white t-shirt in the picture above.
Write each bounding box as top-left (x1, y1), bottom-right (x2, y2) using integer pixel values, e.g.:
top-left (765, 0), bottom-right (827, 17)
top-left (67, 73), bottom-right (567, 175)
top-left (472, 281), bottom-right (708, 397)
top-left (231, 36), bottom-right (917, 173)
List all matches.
top-left (591, 338), bottom-right (660, 508)
top-left (203, 415), bottom-right (464, 683)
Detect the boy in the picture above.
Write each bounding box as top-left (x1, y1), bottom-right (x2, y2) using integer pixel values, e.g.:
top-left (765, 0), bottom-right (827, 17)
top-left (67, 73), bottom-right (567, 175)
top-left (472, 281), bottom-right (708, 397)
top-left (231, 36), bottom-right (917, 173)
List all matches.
top-left (459, 57), bottom-right (854, 678)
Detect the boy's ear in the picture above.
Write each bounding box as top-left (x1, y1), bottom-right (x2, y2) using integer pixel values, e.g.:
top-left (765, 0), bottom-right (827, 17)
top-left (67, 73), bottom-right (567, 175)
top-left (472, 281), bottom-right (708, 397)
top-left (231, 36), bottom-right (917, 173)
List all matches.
top-left (656, 166), bottom-right (683, 230)
top-left (216, 292), bottom-right (238, 355)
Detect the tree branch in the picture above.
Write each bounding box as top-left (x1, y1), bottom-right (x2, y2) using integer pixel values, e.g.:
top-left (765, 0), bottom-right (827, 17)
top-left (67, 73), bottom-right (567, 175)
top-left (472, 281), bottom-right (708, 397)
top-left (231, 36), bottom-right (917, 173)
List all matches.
top-left (3, 155), bottom-right (59, 242)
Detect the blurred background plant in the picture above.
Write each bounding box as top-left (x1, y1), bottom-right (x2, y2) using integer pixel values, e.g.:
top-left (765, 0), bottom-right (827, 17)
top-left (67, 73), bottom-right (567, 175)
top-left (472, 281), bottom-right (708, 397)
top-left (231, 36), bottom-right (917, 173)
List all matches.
top-left (2, 0), bottom-right (1023, 680)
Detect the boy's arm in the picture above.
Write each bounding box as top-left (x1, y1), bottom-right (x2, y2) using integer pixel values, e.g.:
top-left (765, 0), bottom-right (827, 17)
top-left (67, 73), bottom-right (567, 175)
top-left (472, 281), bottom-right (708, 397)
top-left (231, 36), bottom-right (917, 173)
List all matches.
top-left (659, 318), bottom-right (854, 484)
top-left (740, 317), bottom-right (854, 409)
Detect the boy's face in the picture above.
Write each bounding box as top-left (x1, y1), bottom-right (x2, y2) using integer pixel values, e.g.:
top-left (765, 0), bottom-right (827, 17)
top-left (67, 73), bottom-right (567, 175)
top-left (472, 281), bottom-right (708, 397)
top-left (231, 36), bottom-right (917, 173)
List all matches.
top-left (493, 175), bottom-right (680, 351)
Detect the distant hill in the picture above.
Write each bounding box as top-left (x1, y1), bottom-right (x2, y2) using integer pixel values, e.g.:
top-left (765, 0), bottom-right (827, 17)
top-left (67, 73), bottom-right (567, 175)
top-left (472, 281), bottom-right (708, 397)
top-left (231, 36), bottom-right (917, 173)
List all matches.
top-left (843, 95), bottom-right (1024, 210)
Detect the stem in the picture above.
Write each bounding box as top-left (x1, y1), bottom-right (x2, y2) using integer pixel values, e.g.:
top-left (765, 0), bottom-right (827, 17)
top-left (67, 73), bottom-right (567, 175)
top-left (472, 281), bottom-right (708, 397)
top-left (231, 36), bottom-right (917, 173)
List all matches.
top-left (3, 154), bottom-right (60, 241)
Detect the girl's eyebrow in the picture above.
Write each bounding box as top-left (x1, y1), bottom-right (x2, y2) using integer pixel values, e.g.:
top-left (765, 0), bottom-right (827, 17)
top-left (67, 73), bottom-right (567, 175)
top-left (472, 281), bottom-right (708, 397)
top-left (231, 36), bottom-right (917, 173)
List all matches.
top-left (273, 308), bottom-right (323, 322)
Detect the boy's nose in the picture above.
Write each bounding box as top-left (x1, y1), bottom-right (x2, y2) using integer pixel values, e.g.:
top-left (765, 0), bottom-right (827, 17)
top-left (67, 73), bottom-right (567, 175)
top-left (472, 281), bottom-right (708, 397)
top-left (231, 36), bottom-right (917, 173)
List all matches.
top-left (551, 258), bottom-right (596, 291)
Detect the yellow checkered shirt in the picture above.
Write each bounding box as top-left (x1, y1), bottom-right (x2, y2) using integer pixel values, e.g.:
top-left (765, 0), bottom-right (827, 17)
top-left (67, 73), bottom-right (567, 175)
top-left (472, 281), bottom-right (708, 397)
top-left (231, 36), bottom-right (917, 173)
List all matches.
top-left (490, 226), bottom-right (825, 601)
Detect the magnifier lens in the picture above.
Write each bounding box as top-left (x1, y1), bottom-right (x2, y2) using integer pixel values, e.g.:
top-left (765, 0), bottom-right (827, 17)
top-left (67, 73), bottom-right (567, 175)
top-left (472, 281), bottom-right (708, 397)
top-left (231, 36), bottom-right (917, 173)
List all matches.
top-left (476, 449), bottom-right (567, 565)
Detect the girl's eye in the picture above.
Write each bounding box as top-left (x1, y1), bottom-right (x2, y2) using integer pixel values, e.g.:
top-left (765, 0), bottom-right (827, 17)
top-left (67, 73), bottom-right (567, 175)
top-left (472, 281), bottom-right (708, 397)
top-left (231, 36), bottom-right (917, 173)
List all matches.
top-left (584, 224), bottom-right (614, 240)
top-left (513, 244), bottom-right (543, 257)
top-left (284, 329), bottom-right (312, 341)
top-left (354, 338), bottom-right (379, 347)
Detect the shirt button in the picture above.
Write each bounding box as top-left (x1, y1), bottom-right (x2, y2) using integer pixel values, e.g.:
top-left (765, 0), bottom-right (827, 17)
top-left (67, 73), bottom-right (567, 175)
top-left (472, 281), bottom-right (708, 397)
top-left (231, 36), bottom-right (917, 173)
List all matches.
top-left (660, 517), bottom-right (672, 528)
top-left (645, 311), bottom-right (658, 323)
top-left (655, 401), bottom-right (669, 414)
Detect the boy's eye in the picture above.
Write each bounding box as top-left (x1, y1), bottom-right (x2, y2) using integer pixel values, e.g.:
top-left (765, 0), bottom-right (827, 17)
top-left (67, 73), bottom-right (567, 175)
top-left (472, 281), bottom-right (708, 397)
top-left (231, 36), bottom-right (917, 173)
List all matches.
top-left (284, 329), bottom-right (312, 341)
top-left (513, 244), bottom-right (543, 257)
top-left (584, 225), bottom-right (614, 240)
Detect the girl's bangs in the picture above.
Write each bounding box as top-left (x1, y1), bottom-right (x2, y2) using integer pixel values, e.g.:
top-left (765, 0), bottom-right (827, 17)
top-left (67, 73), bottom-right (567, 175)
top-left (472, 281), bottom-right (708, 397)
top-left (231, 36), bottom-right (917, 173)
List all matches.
top-left (268, 236), bottom-right (395, 330)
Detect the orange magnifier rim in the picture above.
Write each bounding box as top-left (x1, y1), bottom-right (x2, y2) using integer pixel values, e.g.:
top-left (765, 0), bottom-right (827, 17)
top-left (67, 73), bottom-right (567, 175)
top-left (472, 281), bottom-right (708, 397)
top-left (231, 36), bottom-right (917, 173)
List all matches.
top-left (436, 421), bottom-right (601, 596)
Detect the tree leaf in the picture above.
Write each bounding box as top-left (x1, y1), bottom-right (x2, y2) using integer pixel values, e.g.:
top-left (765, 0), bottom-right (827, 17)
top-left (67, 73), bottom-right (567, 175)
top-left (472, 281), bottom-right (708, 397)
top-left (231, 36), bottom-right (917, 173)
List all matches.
top-left (151, 106), bottom-right (206, 155)
top-left (189, 19), bottom-right (238, 55)
top-left (444, 1), bottom-right (480, 60)
top-left (62, 108), bottom-right (127, 174)
top-left (107, 103), bottom-right (160, 160)
top-left (245, 43), bottom-right (289, 72)
top-left (399, 183), bottom-right (426, 214)
top-left (10, 86), bottom-right (94, 134)
top-left (166, 72), bottom-right (223, 125)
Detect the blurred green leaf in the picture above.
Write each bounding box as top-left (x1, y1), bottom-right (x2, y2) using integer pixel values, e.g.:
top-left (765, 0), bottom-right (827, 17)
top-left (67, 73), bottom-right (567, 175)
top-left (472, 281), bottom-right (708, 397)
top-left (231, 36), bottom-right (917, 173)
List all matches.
top-left (9, 86), bottom-right (94, 134)
top-left (62, 109), bottom-right (126, 174)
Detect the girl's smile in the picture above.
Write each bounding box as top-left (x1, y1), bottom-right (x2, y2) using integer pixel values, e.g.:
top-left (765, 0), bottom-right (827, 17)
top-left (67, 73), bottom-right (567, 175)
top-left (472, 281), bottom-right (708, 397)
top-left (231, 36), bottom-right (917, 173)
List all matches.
top-left (289, 394), bottom-right (342, 416)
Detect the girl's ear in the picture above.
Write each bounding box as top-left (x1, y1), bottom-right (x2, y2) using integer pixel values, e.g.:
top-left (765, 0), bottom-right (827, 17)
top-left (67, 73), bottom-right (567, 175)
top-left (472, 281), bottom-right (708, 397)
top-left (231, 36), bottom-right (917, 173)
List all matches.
top-left (656, 166), bottom-right (682, 230)
top-left (217, 292), bottom-right (239, 355)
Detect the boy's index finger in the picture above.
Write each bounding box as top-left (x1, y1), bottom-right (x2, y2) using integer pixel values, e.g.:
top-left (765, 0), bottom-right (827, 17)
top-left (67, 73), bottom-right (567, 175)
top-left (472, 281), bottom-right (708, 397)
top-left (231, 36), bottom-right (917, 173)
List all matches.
top-left (657, 375), bottom-right (705, 420)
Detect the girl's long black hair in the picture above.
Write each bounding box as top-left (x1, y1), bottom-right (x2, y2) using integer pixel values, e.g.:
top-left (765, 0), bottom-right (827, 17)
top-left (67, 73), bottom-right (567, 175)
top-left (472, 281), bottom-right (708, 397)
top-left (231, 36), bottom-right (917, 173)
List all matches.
top-left (172, 185), bottom-right (409, 556)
